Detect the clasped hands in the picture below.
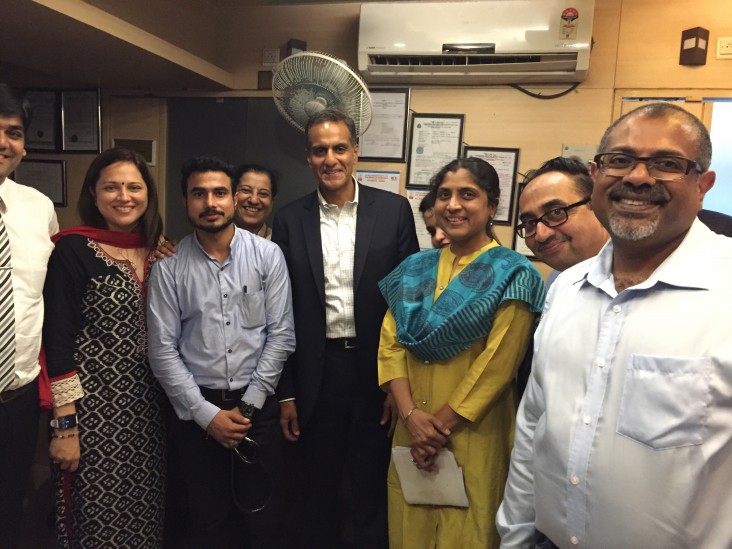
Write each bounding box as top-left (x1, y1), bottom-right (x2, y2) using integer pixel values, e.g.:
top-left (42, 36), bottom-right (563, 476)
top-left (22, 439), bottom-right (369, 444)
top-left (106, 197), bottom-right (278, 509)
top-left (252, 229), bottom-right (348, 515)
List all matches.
top-left (405, 406), bottom-right (454, 472)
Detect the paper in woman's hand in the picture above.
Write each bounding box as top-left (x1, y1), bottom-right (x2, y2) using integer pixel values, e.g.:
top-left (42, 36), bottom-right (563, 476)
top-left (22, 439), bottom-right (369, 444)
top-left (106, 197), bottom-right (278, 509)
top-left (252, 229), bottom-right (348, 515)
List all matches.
top-left (392, 446), bottom-right (469, 507)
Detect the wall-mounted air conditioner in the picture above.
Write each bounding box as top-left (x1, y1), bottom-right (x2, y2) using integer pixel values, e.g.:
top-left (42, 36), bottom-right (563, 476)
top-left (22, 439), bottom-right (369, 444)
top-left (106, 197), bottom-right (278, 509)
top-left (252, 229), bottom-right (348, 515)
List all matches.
top-left (358, 0), bottom-right (594, 85)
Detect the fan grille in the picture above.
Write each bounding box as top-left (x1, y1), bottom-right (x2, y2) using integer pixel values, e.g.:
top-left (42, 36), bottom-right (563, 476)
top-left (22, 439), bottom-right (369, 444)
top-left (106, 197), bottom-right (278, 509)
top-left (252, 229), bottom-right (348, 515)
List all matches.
top-left (273, 51), bottom-right (373, 136)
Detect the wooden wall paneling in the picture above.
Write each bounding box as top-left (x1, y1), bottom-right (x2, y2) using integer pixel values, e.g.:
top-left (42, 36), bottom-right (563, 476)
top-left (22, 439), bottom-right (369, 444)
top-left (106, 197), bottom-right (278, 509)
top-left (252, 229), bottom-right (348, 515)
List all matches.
top-left (616, 0), bottom-right (732, 89)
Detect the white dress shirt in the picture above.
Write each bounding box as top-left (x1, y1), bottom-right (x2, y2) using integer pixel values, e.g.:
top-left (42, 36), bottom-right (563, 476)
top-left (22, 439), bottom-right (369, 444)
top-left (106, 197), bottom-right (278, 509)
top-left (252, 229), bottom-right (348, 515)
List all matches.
top-left (318, 182), bottom-right (358, 338)
top-left (0, 178), bottom-right (58, 389)
top-left (497, 219), bottom-right (732, 549)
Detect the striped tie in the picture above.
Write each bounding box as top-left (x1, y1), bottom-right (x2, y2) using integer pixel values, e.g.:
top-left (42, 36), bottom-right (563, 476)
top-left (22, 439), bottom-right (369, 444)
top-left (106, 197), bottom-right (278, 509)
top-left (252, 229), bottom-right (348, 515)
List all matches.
top-left (0, 212), bottom-right (15, 392)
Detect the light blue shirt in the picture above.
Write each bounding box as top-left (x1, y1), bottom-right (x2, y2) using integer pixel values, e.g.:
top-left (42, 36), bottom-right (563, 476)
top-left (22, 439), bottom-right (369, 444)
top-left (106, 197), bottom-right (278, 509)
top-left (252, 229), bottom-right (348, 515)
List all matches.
top-left (147, 228), bottom-right (295, 430)
top-left (497, 219), bottom-right (732, 548)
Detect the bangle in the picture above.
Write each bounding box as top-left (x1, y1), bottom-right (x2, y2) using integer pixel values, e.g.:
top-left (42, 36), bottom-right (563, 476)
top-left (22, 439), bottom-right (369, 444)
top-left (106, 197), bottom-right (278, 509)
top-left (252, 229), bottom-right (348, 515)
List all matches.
top-left (52, 431), bottom-right (77, 439)
top-left (403, 406), bottom-right (418, 424)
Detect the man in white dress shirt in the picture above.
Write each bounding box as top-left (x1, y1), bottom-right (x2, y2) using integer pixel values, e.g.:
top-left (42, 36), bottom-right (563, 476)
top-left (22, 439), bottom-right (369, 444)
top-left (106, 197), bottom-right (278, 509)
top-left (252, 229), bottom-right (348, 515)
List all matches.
top-left (0, 84), bottom-right (58, 549)
top-left (497, 103), bottom-right (732, 548)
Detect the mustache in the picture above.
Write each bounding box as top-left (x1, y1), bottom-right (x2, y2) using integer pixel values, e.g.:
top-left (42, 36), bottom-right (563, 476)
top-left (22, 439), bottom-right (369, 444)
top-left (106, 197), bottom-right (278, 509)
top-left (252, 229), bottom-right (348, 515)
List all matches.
top-left (537, 235), bottom-right (568, 251)
top-left (609, 183), bottom-right (670, 203)
top-left (199, 208), bottom-right (224, 218)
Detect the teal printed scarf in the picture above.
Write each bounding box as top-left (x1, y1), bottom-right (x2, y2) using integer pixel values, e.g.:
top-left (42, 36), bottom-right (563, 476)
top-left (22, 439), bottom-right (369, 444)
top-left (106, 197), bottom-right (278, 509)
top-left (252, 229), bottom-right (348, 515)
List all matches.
top-left (379, 246), bottom-right (545, 362)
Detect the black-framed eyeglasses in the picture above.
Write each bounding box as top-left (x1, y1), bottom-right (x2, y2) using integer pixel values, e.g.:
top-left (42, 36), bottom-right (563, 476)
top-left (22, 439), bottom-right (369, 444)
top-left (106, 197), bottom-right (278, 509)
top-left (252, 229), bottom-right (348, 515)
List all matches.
top-left (515, 198), bottom-right (590, 238)
top-left (593, 153), bottom-right (702, 181)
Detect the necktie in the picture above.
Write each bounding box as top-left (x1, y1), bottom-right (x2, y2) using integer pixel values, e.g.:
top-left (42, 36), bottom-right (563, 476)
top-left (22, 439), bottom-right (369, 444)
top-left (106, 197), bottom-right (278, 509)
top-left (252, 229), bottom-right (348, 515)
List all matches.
top-left (0, 212), bottom-right (16, 392)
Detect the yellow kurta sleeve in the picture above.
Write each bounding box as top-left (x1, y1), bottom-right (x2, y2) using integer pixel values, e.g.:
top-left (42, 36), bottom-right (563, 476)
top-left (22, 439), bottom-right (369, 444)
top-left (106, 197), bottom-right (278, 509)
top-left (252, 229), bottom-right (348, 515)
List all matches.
top-left (378, 309), bottom-right (408, 388)
top-left (447, 299), bottom-right (534, 422)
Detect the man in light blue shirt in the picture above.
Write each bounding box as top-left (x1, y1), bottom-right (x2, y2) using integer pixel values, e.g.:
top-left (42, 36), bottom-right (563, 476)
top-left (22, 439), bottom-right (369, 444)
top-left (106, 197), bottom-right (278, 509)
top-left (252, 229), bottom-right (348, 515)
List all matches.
top-left (498, 103), bottom-right (732, 548)
top-left (148, 156), bottom-right (295, 549)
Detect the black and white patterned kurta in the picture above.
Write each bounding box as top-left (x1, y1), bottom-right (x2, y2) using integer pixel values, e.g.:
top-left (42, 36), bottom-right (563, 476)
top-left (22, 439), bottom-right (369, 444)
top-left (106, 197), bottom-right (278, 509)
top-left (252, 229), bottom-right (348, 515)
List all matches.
top-left (44, 235), bottom-right (166, 549)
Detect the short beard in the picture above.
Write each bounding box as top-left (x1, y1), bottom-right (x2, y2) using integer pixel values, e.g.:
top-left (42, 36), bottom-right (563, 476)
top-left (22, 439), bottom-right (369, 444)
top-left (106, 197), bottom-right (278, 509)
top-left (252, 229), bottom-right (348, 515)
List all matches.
top-left (608, 212), bottom-right (659, 241)
top-left (190, 213), bottom-right (235, 234)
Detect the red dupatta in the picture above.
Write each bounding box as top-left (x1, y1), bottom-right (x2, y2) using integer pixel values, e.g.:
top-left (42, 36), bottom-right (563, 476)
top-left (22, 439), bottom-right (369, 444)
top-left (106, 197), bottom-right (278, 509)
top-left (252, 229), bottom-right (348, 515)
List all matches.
top-left (51, 225), bottom-right (145, 248)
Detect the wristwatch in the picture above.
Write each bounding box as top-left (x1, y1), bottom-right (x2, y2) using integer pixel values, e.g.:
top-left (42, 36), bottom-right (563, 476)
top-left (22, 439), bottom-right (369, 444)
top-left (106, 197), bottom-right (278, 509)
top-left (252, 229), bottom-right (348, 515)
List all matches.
top-left (238, 401), bottom-right (259, 420)
top-left (50, 414), bottom-right (78, 430)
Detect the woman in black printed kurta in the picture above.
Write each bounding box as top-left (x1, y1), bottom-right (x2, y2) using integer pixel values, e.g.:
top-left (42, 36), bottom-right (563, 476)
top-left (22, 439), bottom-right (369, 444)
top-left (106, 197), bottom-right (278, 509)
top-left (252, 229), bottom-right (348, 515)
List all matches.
top-left (43, 148), bottom-right (166, 548)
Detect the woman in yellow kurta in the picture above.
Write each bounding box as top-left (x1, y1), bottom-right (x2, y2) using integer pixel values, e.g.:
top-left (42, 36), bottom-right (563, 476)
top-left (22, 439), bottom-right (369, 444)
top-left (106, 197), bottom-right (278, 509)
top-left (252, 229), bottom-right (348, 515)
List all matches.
top-left (378, 158), bottom-right (545, 548)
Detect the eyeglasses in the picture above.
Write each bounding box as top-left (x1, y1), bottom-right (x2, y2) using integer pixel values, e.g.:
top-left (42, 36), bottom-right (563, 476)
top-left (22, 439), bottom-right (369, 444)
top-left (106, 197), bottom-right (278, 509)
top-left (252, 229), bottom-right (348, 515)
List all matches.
top-left (593, 153), bottom-right (702, 181)
top-left (514, 198), bottom-right (590, 238)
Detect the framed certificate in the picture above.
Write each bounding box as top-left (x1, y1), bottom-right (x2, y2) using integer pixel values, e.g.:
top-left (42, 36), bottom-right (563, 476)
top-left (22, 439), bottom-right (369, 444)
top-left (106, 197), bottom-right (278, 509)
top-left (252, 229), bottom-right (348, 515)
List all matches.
top-left (13, 159), bottom-right (67, 207)
top-left (407, 113), bottom-right (464, 187)
top-left (24, 90), bottom-right (60, 152)
top-left (358, 88), bottom-right (410, 162)
top-left (463, 146), bottom-right (519, 225)
top-left (61, 90), bottom-right (101, 152)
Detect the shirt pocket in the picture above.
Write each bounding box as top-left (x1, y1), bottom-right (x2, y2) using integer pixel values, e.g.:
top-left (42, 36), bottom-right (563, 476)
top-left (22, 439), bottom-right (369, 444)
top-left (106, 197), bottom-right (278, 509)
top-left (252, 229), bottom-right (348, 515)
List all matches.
top-left (615, 354), bottom-right (711, 450)
top-left (240, 289), bottom-right (266, 329)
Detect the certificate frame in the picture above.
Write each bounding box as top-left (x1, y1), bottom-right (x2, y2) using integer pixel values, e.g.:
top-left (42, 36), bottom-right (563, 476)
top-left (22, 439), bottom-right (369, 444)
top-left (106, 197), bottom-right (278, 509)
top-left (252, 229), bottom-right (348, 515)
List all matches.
top-left (463, 146), bottom-right (519, 225)
top-left (24, 90), bottom-right (60, 152)
top-left (407, 113), bottom-right (464, 188)
top-left (511, 182), bottom-right (536, 258)
top-left (61, 89), bottom-right (101, 153)
top-left (113, 138), bottom-right (158, 166)
top-left (358, 88), bottom-right (410, 162)
top-left (13, 159), bottom-right (67, 207)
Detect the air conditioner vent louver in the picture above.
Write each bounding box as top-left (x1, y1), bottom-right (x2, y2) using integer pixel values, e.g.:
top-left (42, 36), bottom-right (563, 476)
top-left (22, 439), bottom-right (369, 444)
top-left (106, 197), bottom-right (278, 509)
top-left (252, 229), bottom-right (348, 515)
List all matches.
top-left (369, 54), bottom-right (571, 67)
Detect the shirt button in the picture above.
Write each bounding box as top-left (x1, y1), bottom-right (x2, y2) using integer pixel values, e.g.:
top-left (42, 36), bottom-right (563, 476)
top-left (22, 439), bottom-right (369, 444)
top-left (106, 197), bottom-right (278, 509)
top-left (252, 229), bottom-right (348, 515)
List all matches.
top-left (597, 358), bottom-right (606, 368)
top-left (224, 293), bottom-right (228, 298)
top-left (226, 321), bottom-right (230, 326)
top-left (570, 536), bottom-right (579, 545)
top-left (438, 285), bottom-right (445, 290)
top-left (421, 400), bottom-right (427, 405)
top-left (612, 305), bottom-right (621, 313)
top-left (583, 415), bottom-right (591, 425)
top-left (227, 349), bottom-right (232, 354)
top-left (424, 360), bottom-right (430, 364)
top-left (570, 474), bottom-right (580, 485)
top-left (229, 377), bottom-right (233, 382)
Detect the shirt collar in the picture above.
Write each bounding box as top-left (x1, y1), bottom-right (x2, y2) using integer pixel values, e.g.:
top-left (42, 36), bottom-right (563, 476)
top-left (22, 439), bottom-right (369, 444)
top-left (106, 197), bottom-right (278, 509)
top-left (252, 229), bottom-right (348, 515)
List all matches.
top-left (317, 177), bottom-right (359, 208)
top-left (582, 218), bottom-right (714, 292)
top-left (192, 225), bottom-right (240, 266)
top-left (0, 178), bottom-right (11, 213)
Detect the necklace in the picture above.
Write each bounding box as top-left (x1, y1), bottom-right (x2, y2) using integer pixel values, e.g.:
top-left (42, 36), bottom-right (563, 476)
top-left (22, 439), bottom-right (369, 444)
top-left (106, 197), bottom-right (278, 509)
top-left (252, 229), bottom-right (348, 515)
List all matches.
top-left (116, 247), bottom-right (143, 271)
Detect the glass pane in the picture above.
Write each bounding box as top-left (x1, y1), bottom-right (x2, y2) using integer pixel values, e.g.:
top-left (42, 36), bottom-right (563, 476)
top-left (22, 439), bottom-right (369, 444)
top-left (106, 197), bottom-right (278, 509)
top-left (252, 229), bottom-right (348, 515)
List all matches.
top-left (707, 101), bottom-right (732, 216)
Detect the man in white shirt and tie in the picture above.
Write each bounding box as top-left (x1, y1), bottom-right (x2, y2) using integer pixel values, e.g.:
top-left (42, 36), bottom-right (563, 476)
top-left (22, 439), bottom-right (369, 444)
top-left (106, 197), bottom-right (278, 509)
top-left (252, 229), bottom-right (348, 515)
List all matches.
top-left (0, 84), bottom-right (58, 549)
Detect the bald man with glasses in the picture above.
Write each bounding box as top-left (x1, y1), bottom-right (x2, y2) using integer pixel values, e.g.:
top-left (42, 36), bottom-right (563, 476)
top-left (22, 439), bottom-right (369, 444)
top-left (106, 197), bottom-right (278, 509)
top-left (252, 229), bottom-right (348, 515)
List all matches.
top-left (498, 102), bottom-right (732, 548)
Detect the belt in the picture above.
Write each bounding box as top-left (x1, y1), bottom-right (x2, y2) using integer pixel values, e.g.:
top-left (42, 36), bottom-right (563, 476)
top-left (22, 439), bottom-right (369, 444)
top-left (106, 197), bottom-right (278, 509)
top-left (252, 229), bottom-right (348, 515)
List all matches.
top-left (325, 337), bottom-right (358, 350)
top-left (0, 380), bottom-right (35, 404)
top-left (199, 385), bottom-right (246, 404)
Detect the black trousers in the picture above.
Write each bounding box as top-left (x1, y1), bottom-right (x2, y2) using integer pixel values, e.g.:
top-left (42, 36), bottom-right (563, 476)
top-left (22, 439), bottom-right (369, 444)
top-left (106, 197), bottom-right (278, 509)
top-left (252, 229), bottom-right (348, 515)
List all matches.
top-left (167, 395), bottom-right (286, 549)
top-left (300, 345), bottom-right (390, 549)
top-left (0, 379), bottom-right (40, 549)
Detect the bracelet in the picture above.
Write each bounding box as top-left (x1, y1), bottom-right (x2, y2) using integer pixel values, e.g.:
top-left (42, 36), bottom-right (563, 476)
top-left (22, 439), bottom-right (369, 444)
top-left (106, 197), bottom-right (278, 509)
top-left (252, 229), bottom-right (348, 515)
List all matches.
top-left (52, 431), bottom-right (77, 439)
top-left (403, 406), bottom-right (418, 424)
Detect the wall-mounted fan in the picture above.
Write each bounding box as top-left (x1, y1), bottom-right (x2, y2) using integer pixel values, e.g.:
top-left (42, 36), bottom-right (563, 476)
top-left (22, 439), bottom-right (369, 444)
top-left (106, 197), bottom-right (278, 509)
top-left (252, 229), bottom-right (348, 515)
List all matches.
top-left (272, 51), bottom-right (373, 137)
